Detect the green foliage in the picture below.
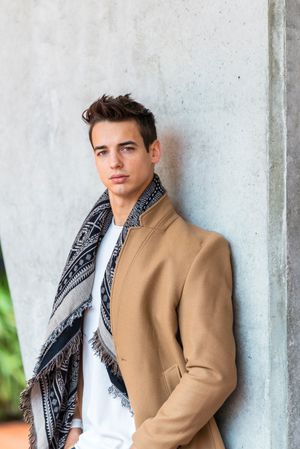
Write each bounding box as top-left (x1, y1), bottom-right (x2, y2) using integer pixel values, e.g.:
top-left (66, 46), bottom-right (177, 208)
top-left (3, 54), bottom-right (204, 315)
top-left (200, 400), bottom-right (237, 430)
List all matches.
top-left (0, 263), bottom-right (26, 421)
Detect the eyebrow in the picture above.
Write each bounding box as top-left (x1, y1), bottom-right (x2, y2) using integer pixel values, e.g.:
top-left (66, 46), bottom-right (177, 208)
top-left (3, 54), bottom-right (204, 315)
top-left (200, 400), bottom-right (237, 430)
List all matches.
top-left (93, 140), bottom-right (138, 151)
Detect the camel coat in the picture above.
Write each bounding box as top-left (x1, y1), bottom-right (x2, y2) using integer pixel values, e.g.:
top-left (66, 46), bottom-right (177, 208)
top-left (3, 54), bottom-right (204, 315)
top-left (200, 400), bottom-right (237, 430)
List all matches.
top-left (82, 191), bottom-right (237, 449)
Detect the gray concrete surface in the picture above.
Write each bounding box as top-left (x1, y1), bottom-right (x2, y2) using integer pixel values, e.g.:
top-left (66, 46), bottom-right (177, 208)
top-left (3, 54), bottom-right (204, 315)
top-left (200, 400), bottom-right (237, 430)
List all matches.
top-left (0, 1), bottom-right (296, 448)
top-left (286, 2), bottom-right (300, 448)
top-left (268, 2), bottom-right (288, 448)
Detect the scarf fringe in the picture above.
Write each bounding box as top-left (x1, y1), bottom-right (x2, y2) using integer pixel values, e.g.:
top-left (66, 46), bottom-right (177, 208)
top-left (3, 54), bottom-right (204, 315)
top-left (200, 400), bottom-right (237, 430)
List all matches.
top-left (20, 388), bottom-right (37, 449)
top-left (89, 329), bottom-right (122, 377)
top-left (32, 296), bottom-right (92, 377)
top-left (107, 384), bottom-right (134, 417)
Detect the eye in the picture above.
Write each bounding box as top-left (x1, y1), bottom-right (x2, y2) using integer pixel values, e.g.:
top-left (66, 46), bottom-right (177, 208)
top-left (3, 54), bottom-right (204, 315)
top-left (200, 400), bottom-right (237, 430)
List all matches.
top-left (96, 150), bottom-right (107, 156)
top-left (121, 146), bottom-right (134, 152)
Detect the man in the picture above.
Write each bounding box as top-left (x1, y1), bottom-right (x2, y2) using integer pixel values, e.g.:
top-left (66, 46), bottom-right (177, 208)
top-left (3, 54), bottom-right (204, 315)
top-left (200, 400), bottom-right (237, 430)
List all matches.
top-left (21, 94), bottom-right (237, 449)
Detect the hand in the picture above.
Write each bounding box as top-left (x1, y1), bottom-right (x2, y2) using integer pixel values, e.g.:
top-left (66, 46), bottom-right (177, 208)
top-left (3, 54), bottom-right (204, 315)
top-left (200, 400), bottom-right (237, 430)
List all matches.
top-left (64, 427), bottom-right (82, 449)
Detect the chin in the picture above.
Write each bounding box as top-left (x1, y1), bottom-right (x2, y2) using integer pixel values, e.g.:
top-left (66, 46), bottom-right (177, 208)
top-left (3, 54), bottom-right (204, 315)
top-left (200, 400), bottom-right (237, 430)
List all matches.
top-left (109, 184), bottom-right (131, 195)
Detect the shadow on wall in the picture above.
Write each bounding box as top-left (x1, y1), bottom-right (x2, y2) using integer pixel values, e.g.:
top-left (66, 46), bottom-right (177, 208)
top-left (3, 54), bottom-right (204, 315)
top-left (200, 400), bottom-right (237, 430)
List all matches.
top-left (0, 242), bottom-right (26, 422)
top-left (215, 248), bottom-right (244, 446)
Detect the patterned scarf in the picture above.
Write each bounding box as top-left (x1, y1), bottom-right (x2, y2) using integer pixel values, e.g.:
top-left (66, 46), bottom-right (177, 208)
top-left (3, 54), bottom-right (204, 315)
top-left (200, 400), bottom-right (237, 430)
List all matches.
top-left (20, 173), bottom-right (166, 449)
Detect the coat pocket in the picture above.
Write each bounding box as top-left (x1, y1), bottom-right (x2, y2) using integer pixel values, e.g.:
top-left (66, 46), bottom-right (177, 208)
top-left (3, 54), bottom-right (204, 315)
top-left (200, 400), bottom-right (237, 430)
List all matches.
top-left (162, 363), bottom-right (182, 395)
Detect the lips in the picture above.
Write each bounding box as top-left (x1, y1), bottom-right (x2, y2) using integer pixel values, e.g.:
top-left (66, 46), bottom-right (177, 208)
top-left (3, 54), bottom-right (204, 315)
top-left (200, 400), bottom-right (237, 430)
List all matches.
top-left (110, 174), bottom-right (129, 179)
top-left (110, 174), bottom-right (129, 184)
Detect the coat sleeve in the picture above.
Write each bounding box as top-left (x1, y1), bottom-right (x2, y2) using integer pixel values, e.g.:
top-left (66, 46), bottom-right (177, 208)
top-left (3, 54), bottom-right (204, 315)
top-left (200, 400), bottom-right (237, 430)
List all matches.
top-left (131, 233), bottom-right (237, 449)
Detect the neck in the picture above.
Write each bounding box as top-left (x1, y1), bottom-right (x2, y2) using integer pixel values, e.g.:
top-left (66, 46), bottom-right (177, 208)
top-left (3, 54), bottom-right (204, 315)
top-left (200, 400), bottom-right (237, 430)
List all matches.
top-left (108, 173), bottom-right (156, 226)
top-left (108, 194), bottom-right (139, 226)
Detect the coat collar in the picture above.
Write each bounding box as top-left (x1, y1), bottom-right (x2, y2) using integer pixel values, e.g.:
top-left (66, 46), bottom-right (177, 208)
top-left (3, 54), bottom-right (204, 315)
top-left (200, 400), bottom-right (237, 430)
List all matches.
top-left (138, 192), bottom-right (179, 230)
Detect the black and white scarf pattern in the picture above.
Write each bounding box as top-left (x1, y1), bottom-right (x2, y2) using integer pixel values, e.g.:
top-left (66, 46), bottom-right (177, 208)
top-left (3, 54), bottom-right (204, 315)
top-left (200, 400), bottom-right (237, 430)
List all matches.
top-left (20, 173), bottom-right (166, 449)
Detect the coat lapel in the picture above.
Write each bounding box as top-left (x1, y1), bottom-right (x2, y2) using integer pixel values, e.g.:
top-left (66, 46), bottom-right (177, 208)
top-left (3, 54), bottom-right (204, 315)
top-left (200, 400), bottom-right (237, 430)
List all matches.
top-left (110, 192), bottom-right (179, 359)
top-left (110, 226), bottom-right (155, 349)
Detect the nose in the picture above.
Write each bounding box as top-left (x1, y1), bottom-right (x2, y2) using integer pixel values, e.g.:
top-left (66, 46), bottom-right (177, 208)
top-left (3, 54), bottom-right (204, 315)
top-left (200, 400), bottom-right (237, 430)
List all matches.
top-left (110, 150), bottom-right (123, 169)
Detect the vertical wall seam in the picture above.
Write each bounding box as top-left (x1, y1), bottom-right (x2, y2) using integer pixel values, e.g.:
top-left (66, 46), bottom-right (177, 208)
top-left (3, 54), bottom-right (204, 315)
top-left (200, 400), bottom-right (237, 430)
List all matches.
top-left (268, 1), bottom-right (288, 449)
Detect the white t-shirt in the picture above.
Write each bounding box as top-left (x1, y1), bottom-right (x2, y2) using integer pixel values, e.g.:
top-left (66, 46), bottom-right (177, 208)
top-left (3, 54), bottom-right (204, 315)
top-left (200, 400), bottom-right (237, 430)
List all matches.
top-left (75, 217), bottom-right (136, 449)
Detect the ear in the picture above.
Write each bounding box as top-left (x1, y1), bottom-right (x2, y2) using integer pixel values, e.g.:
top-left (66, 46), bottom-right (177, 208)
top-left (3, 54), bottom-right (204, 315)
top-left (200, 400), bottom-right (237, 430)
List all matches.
top-left (149, 139), bottom-right (161, 165)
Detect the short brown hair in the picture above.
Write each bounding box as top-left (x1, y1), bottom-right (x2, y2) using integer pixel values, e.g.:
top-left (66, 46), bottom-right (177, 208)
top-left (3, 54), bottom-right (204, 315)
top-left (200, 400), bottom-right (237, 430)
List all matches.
top-left (82, 93), bottom-right (157, 151)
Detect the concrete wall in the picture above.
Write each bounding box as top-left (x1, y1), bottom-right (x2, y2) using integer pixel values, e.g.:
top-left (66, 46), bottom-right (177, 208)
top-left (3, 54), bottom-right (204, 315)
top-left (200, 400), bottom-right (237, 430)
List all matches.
top-left (0, 1), bottom-right (294, 448)
top-left (286, 2), bottom-right (300, 449)
top-left (268, 2), bottom-right (287, 449)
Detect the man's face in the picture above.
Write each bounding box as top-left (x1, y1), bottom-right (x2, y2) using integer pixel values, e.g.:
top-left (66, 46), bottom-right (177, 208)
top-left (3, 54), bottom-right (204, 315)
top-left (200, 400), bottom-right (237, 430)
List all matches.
top-left (91, 120), bottom-right (161, 204)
